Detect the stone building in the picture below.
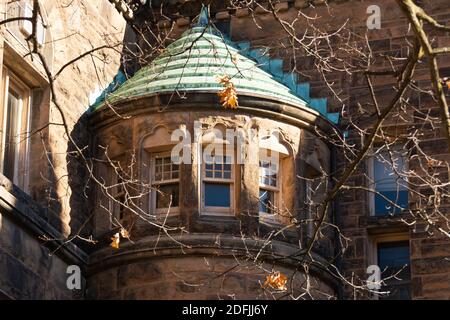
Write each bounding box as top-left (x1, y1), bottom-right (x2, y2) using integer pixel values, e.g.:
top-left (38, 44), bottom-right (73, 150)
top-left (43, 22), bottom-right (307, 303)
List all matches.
top-left (0, 0), bottom-right (449, 300)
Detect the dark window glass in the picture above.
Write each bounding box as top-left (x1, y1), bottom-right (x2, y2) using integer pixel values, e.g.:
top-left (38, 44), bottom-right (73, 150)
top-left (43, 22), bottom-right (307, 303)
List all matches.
top-left (156, 183), bottom-right (179, 209)
top-left (377, 241), bottom-right (411, 300)
top-left (205, 183), bottom-right (230, 207)
top-left (375, 190), bottom-right (408, 215)
top-left (259, 189), bottom-right (274, 214)
top-left (373, 151), bottom-right (408, 216)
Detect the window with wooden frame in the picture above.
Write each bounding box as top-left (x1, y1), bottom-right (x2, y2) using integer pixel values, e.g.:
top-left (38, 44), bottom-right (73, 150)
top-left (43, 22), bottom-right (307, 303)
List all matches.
top-left (1, 67), bottom-right (31, 190)
top-left (201, 150), bottom-right (234, 216)
top-left (368, 145), bottom-right (409, 216)
top-left (257, 133), bottom-right (294, 225)
top-left (259, 151), bottom-right (279, 215)
top-left (150, 152), bottom-right (179, 215)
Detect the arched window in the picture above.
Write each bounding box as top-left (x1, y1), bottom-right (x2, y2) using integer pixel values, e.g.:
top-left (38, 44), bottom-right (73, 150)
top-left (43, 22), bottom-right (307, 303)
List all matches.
top-left (259, 151), bottom-right (279, 215)
top-left (258, 132), bottom-right (294, 225)
top-left (150, 152), bottom-right (179, 214)
top-left (142, 126), bottom-right (180, 216)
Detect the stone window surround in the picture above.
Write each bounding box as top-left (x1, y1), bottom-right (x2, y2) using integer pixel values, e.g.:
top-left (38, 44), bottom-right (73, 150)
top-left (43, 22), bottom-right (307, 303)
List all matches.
top-left (136, 124), bottom-right (300, 223)
top-left (367, 232), bottom-right (411, 300)
top-left (258, 149), bottom-right (293, 227)
top-left (258, 133), bottom-right (295, 226)
top-left (4, 0), bottom-right (52, 67)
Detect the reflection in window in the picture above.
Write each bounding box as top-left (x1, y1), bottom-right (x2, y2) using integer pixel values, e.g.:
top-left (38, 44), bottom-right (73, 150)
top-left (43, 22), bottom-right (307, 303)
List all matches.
top-left (151, 154), bottom-right (179, 213)
top-left (259, 155), bottom-right (279, 214)
top-left (377, 241), bottom-right (411, 300)
top-left (373, 149), bottom-right (408, 216)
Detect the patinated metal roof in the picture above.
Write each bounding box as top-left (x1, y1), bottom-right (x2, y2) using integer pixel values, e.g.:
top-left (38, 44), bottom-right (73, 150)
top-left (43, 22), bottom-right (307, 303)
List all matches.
top-left (91, 7), bottom-right (338, 124)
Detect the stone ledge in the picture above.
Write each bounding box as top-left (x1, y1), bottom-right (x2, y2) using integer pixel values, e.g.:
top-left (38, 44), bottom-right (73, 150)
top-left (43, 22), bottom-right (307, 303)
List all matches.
top-left (86, 233), bottom-right (339, 289)
top-left (0, 175), bottom-right (88, 266)
top-left (87, 92), bottom-right (340, 141)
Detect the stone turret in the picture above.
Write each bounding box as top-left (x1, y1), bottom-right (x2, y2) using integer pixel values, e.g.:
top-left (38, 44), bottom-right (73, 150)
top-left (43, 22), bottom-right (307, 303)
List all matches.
top-left (86, 7), bottom-right (337, 299)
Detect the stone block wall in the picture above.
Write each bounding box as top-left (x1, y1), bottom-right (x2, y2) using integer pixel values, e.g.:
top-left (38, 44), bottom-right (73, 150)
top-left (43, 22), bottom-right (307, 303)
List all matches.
top-left (0, 176), bottom-right (86, 299)
top-left (0, 0), bottom-right (124, 299)
top-left (0, 0), bottom-right (126, 237)
top-left (86, 234), bottom-right (337, 300)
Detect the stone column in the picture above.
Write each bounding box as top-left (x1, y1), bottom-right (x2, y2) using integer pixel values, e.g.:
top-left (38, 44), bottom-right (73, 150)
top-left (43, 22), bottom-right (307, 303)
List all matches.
top-left (179, 120), bottom-right (198, 231)
top-left (238, 128), bottom-right (260, 236)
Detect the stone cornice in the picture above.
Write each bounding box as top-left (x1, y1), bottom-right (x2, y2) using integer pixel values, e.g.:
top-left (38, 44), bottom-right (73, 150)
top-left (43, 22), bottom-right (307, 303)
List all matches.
top-left (88, 91), bottom-right (340, 142)
top-left (87, 232), bottom-right (340, 289)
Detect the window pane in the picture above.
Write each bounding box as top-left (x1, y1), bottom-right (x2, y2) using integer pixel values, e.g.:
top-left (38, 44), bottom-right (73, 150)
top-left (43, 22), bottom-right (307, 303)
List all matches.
top-left (377, 241), bottom-right (411, 300)
top-left (156, 183), bottom-right (179, 209)
top-left (374, 151), bottom-right (408, 215)
top-left (375, 190), bottom-right (408, 216)
top-left (203, 152), bottom-right (232, 181)
top-left (259, 189), bottom-right (274, 214)
top-left (205, 154), bottom-right (213, 164)
top-left (259, 157), bottom-right (278, 188)
top-left (374, 153), bottom-right (407, 189)
top-left (270, 177), bottom-right (277, 187)
top-left (153, 156), bottom-right (178, 182)
top-left (3, 89), bottom-right (22, 182)
top-left (378, 241), bottom-right (410, 268)
top-left (204, 183), bottom-right (230, 207)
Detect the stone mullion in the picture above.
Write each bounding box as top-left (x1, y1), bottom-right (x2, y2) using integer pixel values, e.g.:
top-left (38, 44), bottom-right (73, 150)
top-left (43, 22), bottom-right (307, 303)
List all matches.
top-left (238, 131), bottom-right (260, 236)
top-left (179, 121), bottom-right (198, 231)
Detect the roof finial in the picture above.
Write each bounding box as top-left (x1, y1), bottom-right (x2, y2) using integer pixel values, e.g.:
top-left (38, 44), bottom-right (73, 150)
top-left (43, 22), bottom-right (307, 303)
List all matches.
top-left (196, 4), bottom-right (209, 27)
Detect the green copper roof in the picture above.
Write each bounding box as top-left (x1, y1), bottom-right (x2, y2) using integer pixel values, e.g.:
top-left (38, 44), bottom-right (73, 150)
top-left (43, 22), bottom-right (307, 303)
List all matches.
top-left (92, 29), bottom-right (307, 109)
top-left (90, 7), bottom-right (339, 124)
